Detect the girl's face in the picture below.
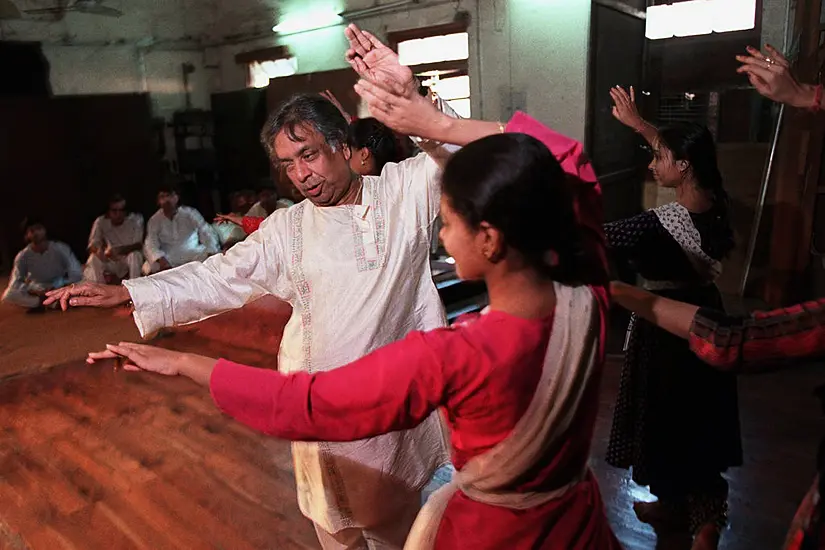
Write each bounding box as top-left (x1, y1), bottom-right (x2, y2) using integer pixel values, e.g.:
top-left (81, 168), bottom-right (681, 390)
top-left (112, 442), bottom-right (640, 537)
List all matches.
top-left (649, 140), bottom-right (687, 188)
top-left (438, 196), bottom-right (489, 281)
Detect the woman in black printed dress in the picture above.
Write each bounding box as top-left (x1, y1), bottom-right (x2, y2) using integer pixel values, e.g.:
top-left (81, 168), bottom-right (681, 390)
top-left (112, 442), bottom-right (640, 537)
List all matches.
top-left (605, 86), bottom-right (742, 550)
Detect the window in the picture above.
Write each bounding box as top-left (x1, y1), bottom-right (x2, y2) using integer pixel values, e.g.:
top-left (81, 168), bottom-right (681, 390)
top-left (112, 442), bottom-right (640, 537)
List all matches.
top-left (235, 46), bottom-right (296, 89)
top-left (646, 0), bottom-right (757, 40)
top-left (389, 22), bottom-right (471, 117)
top-left (248, 57), bottom-right (298, 88)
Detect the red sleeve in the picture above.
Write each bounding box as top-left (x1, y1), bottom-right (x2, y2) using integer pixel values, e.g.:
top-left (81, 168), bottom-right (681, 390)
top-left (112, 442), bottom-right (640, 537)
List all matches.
top-left (505, 112), bottom-right (608, 281)
top-left (242, 216), bottom-right (264, 235)
top-left (689, 298), bottom-right (825, 370)
top-left (209, 330), bottom-right (456, 441)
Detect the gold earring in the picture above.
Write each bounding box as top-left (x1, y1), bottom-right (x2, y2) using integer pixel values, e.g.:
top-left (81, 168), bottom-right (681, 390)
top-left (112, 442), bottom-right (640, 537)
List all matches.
top-left (361, 160), bottom-right (366, 166)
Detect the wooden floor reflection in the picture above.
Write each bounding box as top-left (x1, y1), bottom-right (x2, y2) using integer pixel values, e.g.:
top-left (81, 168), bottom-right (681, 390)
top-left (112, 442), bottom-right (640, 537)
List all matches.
top-left (0, 337), bottom-right (822, 549)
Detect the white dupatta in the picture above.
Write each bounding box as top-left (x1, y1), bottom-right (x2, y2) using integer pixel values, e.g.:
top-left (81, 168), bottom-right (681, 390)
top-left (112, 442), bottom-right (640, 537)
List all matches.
top-left (646, 202), bottom-right (722, 289)
top-left (403, 282), bottom-right (602, 550)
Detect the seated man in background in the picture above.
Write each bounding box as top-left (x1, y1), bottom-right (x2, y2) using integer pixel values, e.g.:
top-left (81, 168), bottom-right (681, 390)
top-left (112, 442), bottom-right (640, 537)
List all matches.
top-left (143, 183), bottom-right (220, 274)
top-left (213, 190), bottom-right (254, 251)
top-left (84, 194), bottom-right (144, 284)
top-left (2, 219), bottom-right (82, 311)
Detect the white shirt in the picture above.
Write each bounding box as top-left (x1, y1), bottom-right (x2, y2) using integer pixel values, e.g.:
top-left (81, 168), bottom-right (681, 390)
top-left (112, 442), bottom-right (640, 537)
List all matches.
top-left (8, 241), bottom-right (82, 290)
top-left (88, 213), bottom-right (144, 251)
top-left (144, 206), bottom-right (220, 266)
top-left (124, 153), bottom-right (448, 531)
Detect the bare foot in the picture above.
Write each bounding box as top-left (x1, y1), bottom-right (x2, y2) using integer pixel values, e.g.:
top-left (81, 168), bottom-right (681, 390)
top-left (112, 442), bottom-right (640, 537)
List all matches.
top-left (691, 523), bottom-right (720, 550)
top-left (634, 500), bottom-right (689, 530)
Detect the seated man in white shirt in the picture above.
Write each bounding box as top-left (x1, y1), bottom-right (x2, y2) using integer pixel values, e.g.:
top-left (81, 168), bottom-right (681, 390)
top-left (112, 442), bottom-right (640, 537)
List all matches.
top-left (84, 194), bottom-right (145, 284)
top-left (143, 184), bottom-right (220, 274)
top-left (2, 220), bottom-right (82, 311)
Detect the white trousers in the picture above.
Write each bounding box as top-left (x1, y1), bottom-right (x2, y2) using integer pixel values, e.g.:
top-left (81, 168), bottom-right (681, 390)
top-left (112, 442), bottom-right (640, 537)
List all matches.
top-left (84, 251), bottom-right (143, 283)
top-left (1, 285), bottom-right (42, 308)
top-left (142, 250), bottom-right (213, 275)
top-left (313, 489), bottom-right (421, 550)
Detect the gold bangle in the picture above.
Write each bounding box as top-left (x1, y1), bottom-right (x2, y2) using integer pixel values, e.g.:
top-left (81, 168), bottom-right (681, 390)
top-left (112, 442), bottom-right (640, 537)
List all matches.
top-left (498, 122), bottom-right (506, 134)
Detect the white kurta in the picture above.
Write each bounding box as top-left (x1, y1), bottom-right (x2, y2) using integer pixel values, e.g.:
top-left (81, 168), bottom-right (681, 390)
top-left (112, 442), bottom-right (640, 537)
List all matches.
top-left (143, 206), bottom-right (220, 269)
top-left (85, 213), bottom-right (145, 282)
top-left (124, 152), bottom-right (449, 532)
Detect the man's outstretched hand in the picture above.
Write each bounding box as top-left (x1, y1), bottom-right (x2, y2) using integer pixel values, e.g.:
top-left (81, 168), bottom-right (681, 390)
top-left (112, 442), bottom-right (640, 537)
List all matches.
top-left (345, 24), bottom-right (416, 98)
top-left (44, 282), bottom-right (131, 311)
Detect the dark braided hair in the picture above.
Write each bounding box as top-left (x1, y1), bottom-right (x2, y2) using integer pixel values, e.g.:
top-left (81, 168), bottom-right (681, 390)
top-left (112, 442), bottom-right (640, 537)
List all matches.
top-left (348, 117), bottom-right (400, 174)
top-left (442, 133), bottom-right (602, 286)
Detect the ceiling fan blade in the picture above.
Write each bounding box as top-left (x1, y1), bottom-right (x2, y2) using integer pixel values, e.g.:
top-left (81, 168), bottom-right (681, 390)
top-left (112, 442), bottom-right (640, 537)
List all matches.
top-left (0, 0), bottom-right (21, 19)
top-left (74, 4), bottom-right (122, 16)
top-left (22, 7), bottom-right (66, 15)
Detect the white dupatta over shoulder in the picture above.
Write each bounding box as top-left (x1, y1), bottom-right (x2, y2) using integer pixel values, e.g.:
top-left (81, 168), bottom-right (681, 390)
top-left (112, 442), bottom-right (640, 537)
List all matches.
top-left (404, 282), bottom-right (602, 550)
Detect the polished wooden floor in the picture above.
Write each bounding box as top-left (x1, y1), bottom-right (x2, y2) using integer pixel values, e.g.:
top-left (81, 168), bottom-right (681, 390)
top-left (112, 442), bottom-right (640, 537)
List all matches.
top-left (0, 335), bottom-right (822, 549)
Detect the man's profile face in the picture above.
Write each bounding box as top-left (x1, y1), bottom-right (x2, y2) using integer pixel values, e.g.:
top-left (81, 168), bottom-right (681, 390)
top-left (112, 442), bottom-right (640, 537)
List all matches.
top-left (273, 123), bottom-right (353, 207)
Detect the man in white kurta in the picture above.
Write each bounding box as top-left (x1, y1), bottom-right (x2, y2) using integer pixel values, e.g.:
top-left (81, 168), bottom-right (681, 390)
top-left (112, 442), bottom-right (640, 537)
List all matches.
top-left (3, 222), bottom-right (83, 309)
top-left (49, 94), bottom-right (450, 549)
top-left (143, 188), bottom-right (220, 274)
top-left (84, 196), bottom-right (145, 283)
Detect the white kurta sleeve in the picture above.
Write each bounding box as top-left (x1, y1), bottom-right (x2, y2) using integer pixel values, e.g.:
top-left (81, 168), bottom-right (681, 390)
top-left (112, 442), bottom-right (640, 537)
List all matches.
top-left (7, 251), bottom-right (27, 291)
top-left (129, 214), bottom-right (145, 246)
top-left (88, 217), bottom-right (104, 251)
top-left (192, 209), bottom-right (220, 254)
top-left (381, 152), bottom-right (443, 238)
top-left (60, 244), bottom-right (83, 284)
top-left (123, 215), bottom-right (286, 338)
top-left (143, 215), bottom-right (164, 264)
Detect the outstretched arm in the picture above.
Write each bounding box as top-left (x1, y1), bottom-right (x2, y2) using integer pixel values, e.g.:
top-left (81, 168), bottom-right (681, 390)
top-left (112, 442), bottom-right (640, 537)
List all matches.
top-left (90, 330), bottom-right (454, 442)
top-left (610, 281), bottom-right (825, 371)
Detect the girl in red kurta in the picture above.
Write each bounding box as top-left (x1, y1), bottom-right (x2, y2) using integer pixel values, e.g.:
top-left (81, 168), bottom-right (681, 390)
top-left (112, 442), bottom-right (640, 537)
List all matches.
top-left (90, 91), bottom-right (621, 548)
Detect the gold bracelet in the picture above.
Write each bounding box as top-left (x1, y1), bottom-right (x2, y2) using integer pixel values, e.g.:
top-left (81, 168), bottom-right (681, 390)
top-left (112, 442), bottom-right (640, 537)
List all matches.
top-left (498, 122), bottom-right (506, 134)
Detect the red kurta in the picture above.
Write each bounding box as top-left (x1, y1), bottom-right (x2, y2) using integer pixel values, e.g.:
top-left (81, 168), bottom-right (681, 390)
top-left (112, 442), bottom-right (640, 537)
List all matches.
top-left (210, 295), bottom-right (619, 549)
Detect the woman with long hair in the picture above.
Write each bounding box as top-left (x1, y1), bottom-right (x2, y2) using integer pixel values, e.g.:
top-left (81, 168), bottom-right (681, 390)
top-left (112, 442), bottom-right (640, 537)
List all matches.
top-left (606, 86), bottom-right (742, 549)
top-left (88, 97), bottom-right (621, 547)
top-left (348, 116), bottom-right (401, 176)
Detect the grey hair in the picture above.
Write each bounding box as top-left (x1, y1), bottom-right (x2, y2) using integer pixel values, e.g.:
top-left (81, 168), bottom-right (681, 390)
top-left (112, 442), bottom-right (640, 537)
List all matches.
top-left (260, 93), bottom-right (349, 159)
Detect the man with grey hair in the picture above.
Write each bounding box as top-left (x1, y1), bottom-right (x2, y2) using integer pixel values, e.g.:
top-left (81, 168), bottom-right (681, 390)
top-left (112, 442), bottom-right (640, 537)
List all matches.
top-left (46, 90), bottom-right (455, 548)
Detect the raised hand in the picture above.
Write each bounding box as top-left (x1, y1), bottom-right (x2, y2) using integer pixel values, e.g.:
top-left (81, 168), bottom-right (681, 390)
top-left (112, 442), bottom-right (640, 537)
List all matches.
top-left (736, 45), bottom-right (810, 108)
top-left (354, 78), bottom-right (445, 139)
top-left (345, 24), bottom-right (415, 98)
top-left (610, 86), bottom-right (645, 131)
top-left (44, 281), bottom-right (131, 311)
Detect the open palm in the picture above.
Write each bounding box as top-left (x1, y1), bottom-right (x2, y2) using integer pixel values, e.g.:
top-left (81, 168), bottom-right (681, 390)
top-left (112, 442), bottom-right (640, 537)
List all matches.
top-left (345, 24), bottom-right (415, 97)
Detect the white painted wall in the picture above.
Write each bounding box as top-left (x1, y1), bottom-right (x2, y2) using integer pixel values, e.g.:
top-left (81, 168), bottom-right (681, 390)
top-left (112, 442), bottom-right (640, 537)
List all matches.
top-left (0, 0), bottom-right (217, 119)
top-left (211, 0), bottom-right (592, 141)
top-left (1, 0), bottom-right (592, 139)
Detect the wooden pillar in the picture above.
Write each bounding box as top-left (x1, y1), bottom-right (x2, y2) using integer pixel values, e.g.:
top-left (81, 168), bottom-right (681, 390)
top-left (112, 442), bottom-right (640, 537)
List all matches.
top-left (763, 0), bottom-right (825, 306)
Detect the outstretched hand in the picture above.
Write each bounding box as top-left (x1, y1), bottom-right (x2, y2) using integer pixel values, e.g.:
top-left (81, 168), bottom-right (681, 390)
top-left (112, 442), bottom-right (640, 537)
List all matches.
top-left (44, 282), bottom-right (131, 311)
top-left (87, 342), bottom-right (217, 386)
top-left (736, 45), bottom-right (810, 108)
top-left (215, 213), bottom-right (243, 227)
top-left (345, 24), bottom-right (415, 98)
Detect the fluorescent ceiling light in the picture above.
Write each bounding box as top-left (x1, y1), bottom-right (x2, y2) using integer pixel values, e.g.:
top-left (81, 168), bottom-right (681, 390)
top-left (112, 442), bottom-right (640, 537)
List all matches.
top-left (272, 12), bottom-right (343, 35)
top-left (645, 0), bottom-right (756, 40)
top-left (645, 4), bottom-right (674, 39)
top-left (713, 0), bottom-right (756, 32)
top-left (671, 0), bottom-right (712, 37)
